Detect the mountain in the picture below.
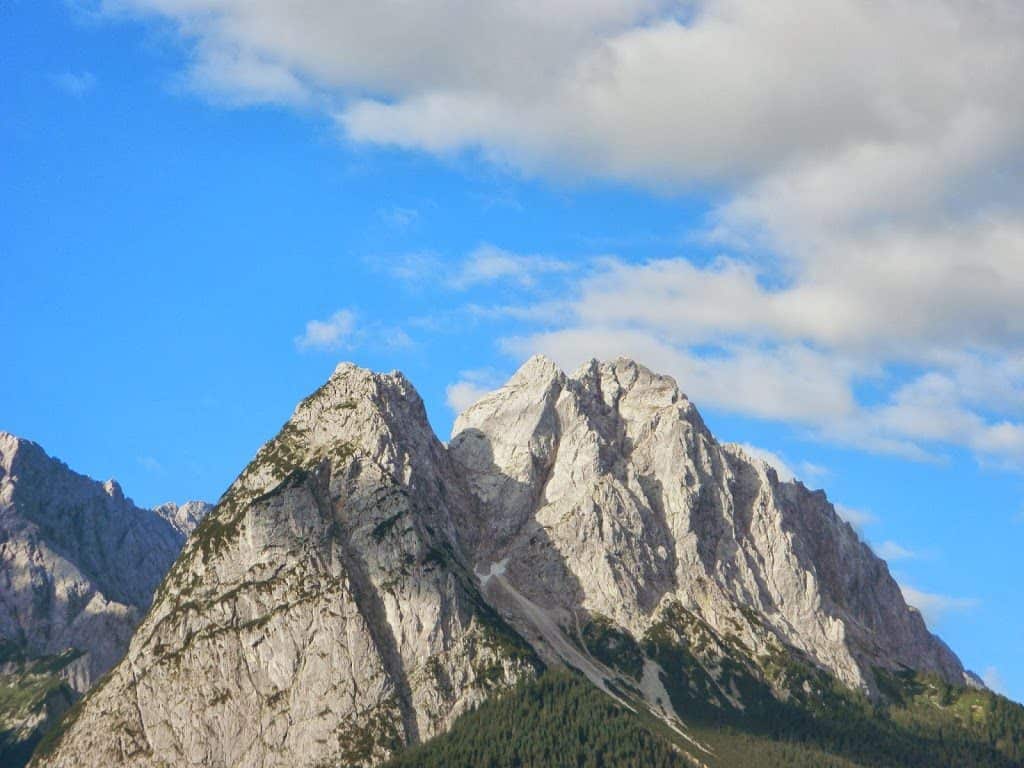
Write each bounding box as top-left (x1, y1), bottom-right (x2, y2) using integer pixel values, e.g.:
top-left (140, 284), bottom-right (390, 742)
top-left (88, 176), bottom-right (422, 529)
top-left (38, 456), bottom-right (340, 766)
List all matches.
top-left (153, 501), bottom-right (214, 538)
top-left (29, 359), bottom-right (1024, 767)
top-left (0, 432), bottom-right (208, 763)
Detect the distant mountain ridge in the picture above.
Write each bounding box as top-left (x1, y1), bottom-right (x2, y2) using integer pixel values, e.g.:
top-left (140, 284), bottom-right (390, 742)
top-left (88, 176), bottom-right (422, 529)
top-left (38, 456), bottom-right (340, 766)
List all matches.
top-left (0, 431), bottom-right (208, 763)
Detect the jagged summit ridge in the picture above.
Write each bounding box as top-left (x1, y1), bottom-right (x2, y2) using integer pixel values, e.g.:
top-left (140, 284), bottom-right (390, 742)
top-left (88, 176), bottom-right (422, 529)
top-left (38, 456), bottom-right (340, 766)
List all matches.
top-left (450, 355), bottom-right (966, 692)
top-left (33, 358), bottom-right (976, 768)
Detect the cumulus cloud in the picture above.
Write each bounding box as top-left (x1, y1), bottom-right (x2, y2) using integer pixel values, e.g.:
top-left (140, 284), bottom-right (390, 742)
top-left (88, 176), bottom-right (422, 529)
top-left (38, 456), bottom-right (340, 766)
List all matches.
top-left (900, 584), bottom-right (978, 626)
top-left (295, 309), bottom-right (410, 352)
top-left (295, 310), bottom-right (357, 351)
top-left (499, 255), bottom-right (1024, 465)
top-left (98, 0), bottom-right (1024, 465)
top-left (445, 368), bottom-right (504, 415)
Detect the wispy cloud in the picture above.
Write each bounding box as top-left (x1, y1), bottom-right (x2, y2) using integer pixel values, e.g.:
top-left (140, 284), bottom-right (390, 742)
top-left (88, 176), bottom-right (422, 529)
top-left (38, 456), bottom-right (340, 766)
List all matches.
top-left (982, 666), bottom-right (1006, 695)
top-left (137, 455), bottom-right (164, 473)
top-left (378, 206), bottom-right (419, 231)
top-left (835, 504), bottom-right (877, 532)
top-left (798, 461), bottom-right (830, 481)
top-left (382, 245), bottom-right (575, 294)
top-left (51, 71), bottom-right (96, 97)
top-left (448, 244), bottom-right (572, 290)
top-left (900, 584), bottom-right (978, 626)
top-left (874, 541), bottom-right (921, 562)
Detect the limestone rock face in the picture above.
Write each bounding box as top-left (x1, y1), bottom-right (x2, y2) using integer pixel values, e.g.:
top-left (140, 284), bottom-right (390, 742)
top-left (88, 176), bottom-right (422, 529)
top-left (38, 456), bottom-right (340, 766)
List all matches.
top-left (152, 500), bottom-right (213, 537)
top-left (449, 356), bottom-right (966, 692)
top-left (35, 357), bottom-right (975, 768)
top-left (32, 365), bottom-right (538, 768)
top-left (0, 433), bottom-right (188, 691)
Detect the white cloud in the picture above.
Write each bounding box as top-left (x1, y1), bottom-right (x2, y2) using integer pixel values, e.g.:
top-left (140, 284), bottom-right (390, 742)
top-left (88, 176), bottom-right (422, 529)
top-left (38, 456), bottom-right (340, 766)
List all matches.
top-left (295, 310), bottom-right (356, 351)
top-left (900, 584), bottom-right (978, 626)
top-left (137, 455), bottom-right (164, 473)
top-left (295, 309), bottom-right (411, 352)
top-left (733, 443), bottom-right (795, 482)
top-left (377, 206), bottom-right (420, 231)
top-left (798, 461), bottom-right (830, 481)
top-left (448, 245), bottom-right (572, 290)
top-left (835, 504), bottom-right (877, 532)
top-left (499, 255), bottom-right (1024, 465)
top-left (381, 253), bottom-right (443, 284)
top-left (503, 327), bottom-right (864, 426)
top-left (445, 368), bottom-right (504, 415)
top-left (100, 0), bottom-right (1024, 466)
top-left (982, 666), bottom-right (1006, 695)
top-left (382, 245), bottom-right (573, 292)
top-left (874, 541), bottom-right (919, 562)
top-left (52, 71), bottom-right (96, 97)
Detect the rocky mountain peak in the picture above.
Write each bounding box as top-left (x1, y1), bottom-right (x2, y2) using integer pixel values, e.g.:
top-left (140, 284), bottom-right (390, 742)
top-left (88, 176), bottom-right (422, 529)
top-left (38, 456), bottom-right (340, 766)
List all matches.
top-left (451, 356), bottom-right (967, 694)
top-left (0, 432), bottom-right (191, 692)
top-left (32, 359), bottom-right (983, 768)
top-left (33, 364), bottom-right (538, 768)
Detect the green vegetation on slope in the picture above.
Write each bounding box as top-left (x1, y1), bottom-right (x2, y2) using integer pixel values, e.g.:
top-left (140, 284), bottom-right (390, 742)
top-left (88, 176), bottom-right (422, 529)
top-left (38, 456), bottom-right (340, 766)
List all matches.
top-left (382, 669), bottom-right (689, 768)
top-left (0, 644), bottom-right (79, 768)
top-left (640, 603), bottom-right (1024, 767)
top-left (380, 605), bottom-right (1024, 768)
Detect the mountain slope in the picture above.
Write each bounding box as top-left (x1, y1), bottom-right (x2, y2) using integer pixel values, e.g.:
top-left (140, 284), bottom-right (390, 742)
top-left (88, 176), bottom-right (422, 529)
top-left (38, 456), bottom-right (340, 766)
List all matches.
top-left (31, 357), bottom-right (1020, 767)
top-left (383, 667), bottom-right (1024, 768)
top-left (0, 432), bottom-right (209, 764)
top-left (31, 364), bottom-right (539, 768)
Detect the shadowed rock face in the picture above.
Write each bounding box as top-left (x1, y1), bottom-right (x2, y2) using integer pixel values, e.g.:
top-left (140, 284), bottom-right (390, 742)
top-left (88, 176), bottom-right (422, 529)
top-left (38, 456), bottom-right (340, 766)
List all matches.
top-left (33, 357), bottom-right (973, 768)
top-left (0, 433), bottom-right (194, 691)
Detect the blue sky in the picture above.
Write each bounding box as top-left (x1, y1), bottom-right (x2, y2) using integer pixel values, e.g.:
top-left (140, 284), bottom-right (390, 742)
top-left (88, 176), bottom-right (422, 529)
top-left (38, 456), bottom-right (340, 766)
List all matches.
top-left (3, 1), bottom-right (1023, 702)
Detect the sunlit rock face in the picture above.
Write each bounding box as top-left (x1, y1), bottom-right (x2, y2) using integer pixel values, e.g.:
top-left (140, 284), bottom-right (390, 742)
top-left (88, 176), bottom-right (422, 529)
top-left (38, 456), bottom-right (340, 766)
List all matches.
top-left (450, 356), bottom-right (965, 692)
top-left (31, 365), bottom-right (537, 768)
top-left (34, 358), bottom-right (971, 768)
top-left (152, 500), bottom-right (212, 538)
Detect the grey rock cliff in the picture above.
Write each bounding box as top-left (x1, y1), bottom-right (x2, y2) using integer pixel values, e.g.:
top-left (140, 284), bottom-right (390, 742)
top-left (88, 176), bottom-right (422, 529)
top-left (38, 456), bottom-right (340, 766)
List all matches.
top-left (34, 357), bottom-right (975, 767)
top-left (32, 365), bottom-right (538, 768)
top-left (0, 432), bottom-right (190, 691)
top-left (450, 357), bottom-right (966, 693)
top-left (152, 500), bottom-right (212, 537)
